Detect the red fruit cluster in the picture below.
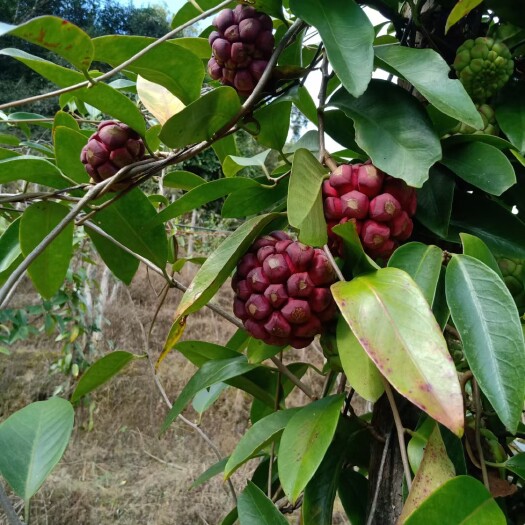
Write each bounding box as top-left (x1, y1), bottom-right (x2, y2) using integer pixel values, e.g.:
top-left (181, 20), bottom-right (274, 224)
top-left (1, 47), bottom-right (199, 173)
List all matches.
top-left (208, 5), bottom-right (274, 97)
top-left (81, 121), bottom-right (145, 191)
top-left (323, 162), bottom-right (417, 260)
top-left (232, 232), bottom-right (338, 349)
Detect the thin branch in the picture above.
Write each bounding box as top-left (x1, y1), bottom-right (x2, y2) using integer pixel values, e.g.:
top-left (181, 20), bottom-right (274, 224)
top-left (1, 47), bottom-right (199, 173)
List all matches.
top-left (317, 50), bottom-right (329, 163)
top-left (0, 483), bottom-right (24, 525)
top-left (473, 379), bottom-right (490, 490)
top-left (0, 0), bottom-right (234, 111)
top-left (269, 355), bottom-right (316, 400)
top-left (382, 377), bottom-right (412, 491)
top-left (323, 244), bottom-right (345, 282)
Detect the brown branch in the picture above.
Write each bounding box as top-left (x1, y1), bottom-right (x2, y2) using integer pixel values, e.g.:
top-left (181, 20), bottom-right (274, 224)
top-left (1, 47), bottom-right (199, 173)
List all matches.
top-left (473, 379), bottom-right (490, 490)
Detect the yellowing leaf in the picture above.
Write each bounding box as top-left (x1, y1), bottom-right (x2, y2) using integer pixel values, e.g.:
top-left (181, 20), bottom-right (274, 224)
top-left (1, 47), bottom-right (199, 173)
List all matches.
top-left (445, 0), bottom-right (484, 34)
top-left (137, 75), bottom-right (185, 125)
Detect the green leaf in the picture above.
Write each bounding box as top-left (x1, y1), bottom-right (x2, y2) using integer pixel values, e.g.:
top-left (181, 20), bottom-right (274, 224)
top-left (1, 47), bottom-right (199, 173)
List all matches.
top-left (337, 469), bottom-right (368, 525)
top-left (212, 134), bottom-right (238, 164)
top-left (191, 457), bottom-right (229, 489)
top-left (388, 242), bottom-right (443, 306)
top-left (416, 165), bottom-right (455, 238)
top-left (53, 110), bottom-right (79, 132)
top-left (225, 408), bottom-right (299, 479)
top-left (445, 255), bottom-right (525, 432)
top-left (172, 37), bottom-right (211, 60)
top-left (254, 101), bottom-right (291, 151)
top-left (0, 48), bottom-right (146, 135)
top-left (278, 394), bottom-right (344, 503)
top-left (336, 316), bottom-right (383, 402)
top-left (0, 218), bottom-right (22, 274)
top-left (85, 227), bottom-right (139, 285)
top-left (449, 193), bottom-right (525, 258)
top-left (399, 423), bottom-right (455, 523)
top-left (288, 149), bottom-right (328, 229)
top-left (0, 397), bottom-right (74, 500)
top-left (93, 36), bottom-right (204, 105)
top-left (441, 142), bottom-right (515, 195)
top-left (222, 150), bottom-right (270, 178)
top-left (330, 80), bottom-right (441, 187)
top-left (404, 476), bottom-right (506, 525)
top-left (505, 453), bottom-right (525, 480)
top-left (445, 0), bottom-right (484, 33)
top-left (296, 185), bottom-right (328, 247)
top-left (0, 16), bottom-right (93, 70)
top-left (375, 44), bottom-right (481, 129)
top-left (0, 133), bottom-right (20, 146)
top-left (192, 383), bottom-right (227, 416)
top-left (20, 201), bottom-right (73, 299)
top-left (289, 0), bottom-right (374, 97)
top-left (163, 170), bottom-right (206, 190)
top-left (89, 189), bottom-right (168, 269)
top-left (160, 87), bottom-right (241, 148)
top-left (171, 0), bottom-right (233, 28)
top-left (54, 126), bottom-right (89, 183)
top-left (160, 356), bottom-right (258, 434)
top-left (459, 233), bottom-right (502, 278)
top-left (246, 338), bottom-right (285, 364)
top-left (154, 178), bottom-right (260, 226)
top-left (238, 481), bottom-right (288, 525)
top-left (70, 351), bottom-right (138, 403)
top-left (332, 268), bottom-right (463, 435)
top-left (496, 86), bottom-right (525, 154)
top-left (0, 156), bottom-right (70, 189)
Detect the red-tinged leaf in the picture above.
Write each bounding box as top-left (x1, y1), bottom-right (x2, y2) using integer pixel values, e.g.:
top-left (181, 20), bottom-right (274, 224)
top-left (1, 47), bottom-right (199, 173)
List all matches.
top-left (332, 268), bottom-right (464, 436)
top-left (399, 423), bottom-right (455, 523)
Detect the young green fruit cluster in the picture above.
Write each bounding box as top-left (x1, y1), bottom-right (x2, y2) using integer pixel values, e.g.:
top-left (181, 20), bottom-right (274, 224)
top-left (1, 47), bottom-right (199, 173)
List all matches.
top-left (498, 257), bottom-right (525, 314)
top-left (80, 120), bottom-right (145, 191)
top-left (232, 231), bottom-right (338, 349)
top-left (323, 162), bottom-right (417, 260)
top-left (449, 103), bottom-right (499, 136)
top-left (453, 37), bottom-right (514, 102)
top-left (208, 5), bottom-right (274, 97)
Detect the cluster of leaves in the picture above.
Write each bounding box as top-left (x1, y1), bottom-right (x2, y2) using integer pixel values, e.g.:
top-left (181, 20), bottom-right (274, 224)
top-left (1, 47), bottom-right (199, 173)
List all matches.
top-left (0, 0), bottom-right (525, 524)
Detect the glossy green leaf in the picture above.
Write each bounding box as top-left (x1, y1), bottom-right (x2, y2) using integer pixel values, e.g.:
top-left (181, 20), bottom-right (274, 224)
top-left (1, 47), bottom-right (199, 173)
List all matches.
top-left (160, 87), bottom-right (241, 148)
top-left (375, 44), bottom-right (482, 129)
top-left (416, 165), bottom-right (455, 238)
top-left (388, 243), bottom-right (443, 306)
top-left (0, 16), bottom-right (93, 70)
top-left (332, 268), bottom-right (463, 435)
top-left (71, 351), bottom-right (138, 403)
top-left (86, 227), bottom-right (139, 285)
top-left (0, 218), bottom-right (22, 274)
top-left (460, 233), bottom-right (502, 278)
top-left (54, 126), bottom-right (89, 183)
top-left (330, 80), bottom-right (441, 187)
top-left (0, 133), bottom-right (20, 146)
top-left (399, 424), bottom-right (455, 523)
top-left (505, 453), bottom-right (525, 480)
top-left (222, 179), bottom-right (288, 219)
top-left (298, 189), bottom-right (328, 247)
top-left (212, 134), bottom-right (238, 164)
top-left (89, 189), bottom-right (168, 269)
top-left (0, 48), bottom-right (146, 135)
top-left (225, 408), bottom-right (299, 479)
top-left (222, 150), bottom-right (271, 178)
top-left (404, 476), bottom-right (506, 525)
top-left (171, 0), bottom-right (233, 28)
top-left (0, 147), bottom-right (19, 160)
top-left (191, 457), bottom-right (229, 489)
top-left (160, 356), bottom-right (258, 433)
top-left (93, 36), bottom-right (204, 105)
top-left (445, 255), bottom-right (525, 432)
top-left (496, 85), bottom-right (525, 154)
top-left (238, 481), bottom-right (288, 525)
top-left (0, 156), bottom-right (70, 189)
top-left (171, 37), bottom-right (211, 59)
top-left (288, 149), bottom-right (328, 228)
top-left (20, 201), bottom-right (73, 299)
top-left (289, 0), bottom-right (374, 97)
top-left (278, 394), bottom-right (344, 503)
top-left (254, 101), bottom-right (291, 151)
top-left (0, 398), bottom-right (74, 500)
top-left (337, 469), bottom-right (368, 525)
top-left (163, 170), bottom-right (206, 190)
top-left (246, 338), bottom-right (285, 364)
top-left (445, 0), bottom-right (484, 33)
top-left (154, 178), bottom-right (260, 226)
top-left (192, 382), bottom-right (228, 415)
top-left (441, 142), bottom-right (515, 196)
top-left (53, 110), bottom-right (79, 132)
top-left (323, 110), bottom-right (363, 154)
top-left (337, 316), bottom-right (383, 402)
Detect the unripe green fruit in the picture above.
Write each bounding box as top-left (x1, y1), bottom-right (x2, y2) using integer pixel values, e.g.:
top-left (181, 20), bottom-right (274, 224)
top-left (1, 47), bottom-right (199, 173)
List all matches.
top-left (453, 37), bottom-right (514, 102)
top-left (449, 104), bottom-right (499, 136)
top-left (498, 257), bottom-right (525, 314)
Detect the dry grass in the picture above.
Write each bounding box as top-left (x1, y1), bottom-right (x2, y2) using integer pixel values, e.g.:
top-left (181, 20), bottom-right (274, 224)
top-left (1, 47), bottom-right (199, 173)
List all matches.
top-left (0, 263), bottom-right (350, 524)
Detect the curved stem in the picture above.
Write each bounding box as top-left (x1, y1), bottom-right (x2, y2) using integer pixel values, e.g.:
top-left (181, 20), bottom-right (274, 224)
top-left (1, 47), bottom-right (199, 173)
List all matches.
top-left (0, 483), bottom-right (24, 525)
